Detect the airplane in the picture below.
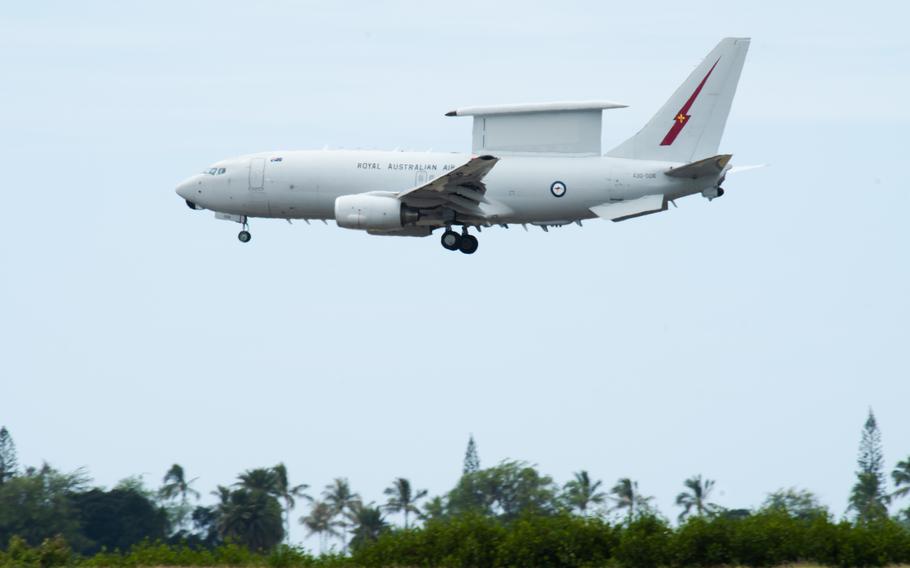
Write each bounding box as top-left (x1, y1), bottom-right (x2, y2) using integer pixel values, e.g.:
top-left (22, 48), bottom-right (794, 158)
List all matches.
top-left (176, 37), bottom-right (752, 254)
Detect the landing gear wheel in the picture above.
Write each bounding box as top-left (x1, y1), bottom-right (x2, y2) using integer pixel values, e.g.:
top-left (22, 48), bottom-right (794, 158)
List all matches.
top-left (440, 230), bottom-right (461, 251)
top-left (459, 234), bottom-right (479, 254)
top-left (238, 230), bottom-right (252, 243)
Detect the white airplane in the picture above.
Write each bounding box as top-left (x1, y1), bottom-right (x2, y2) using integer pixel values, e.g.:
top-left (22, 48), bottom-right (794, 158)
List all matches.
top-left (176, 38), bottom-right (751, 254)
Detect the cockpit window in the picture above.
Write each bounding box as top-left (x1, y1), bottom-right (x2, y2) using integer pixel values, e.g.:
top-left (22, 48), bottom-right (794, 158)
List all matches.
top-left (202, 168), bottom-right (227, 175)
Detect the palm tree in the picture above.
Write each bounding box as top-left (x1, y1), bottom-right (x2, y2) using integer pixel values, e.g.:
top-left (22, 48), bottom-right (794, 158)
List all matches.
top-left (212, 484), bottom-right (232, 506)
top-left (300, 501), bottom-right (342, 554)
top-left (676, 475), bottom-right (721, 521)
top-left (892, 457), bottom-right (910, 500)
top-left (346, 501), bottom-right (388, 551)
top-left (383, 477), bottom-right (428, 528)
top-left (419, 495), bottom-right (446, 521)
top-left (322, 477), bottom-right (361, 552)
top-left (217, 487), bottom-right (284, 550)
top-left (562, 470), bottom-right (606, 515)
top-left (273, 463), bottom-right (311, 544)
top-left (236, 468), bottom-right (280, 495)
top-left (160, 464), bottom-right (201, 503)
top-left (609, 477), bottom-right (654, 521)
top-left (159, 464), bottom-right (201, 531)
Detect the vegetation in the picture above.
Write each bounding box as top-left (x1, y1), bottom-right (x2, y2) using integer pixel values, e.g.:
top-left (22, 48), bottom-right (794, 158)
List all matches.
top-left (159, 464), bottom-right (201, 534)
top-left (609, 477), bottom-right (655, 521)
top-left (762, 487), bottom-right (828, 520)
top-left (300, 501), bottom-right (341, 553)
top-left (445, 459), bottom-right (559, 520)
top-left (1, 410), bottom-right (910, 567)
top-left (462, 434), bottom-right (480, 474)
top-left (2, 513), bottom-right (903, 568)
top-left (850, 410), bottom-right (891, 523)
top-left (675, 475), bottom-right (721, 521)
top-left (563, 470), bottom-right (607, 515)
top-left (0, 427), bottom-right (17, 486)
top-left (321, 478), bottom-right (360, 553)
top-left (382, 477), bottom-right (427, 529)
top-left (274, 463), bottom-right (311, 544)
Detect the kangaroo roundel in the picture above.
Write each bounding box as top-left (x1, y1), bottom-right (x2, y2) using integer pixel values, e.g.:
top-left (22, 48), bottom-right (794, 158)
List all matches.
top-left (550, 181), bottom-right (567, 198)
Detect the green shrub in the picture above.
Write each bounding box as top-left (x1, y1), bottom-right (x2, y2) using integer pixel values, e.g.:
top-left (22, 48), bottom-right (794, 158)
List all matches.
top-left (731, 510), bottom-right (806, 566)
top-left (670, 515), bottom-right (734, 567)
top-left (266, 544), bottom-right (323, 567)
top-left (3, 535), bottom-right (40, 567)
top-left (37, 536), bottom-right (73, 568)
top-left (354, 513), bottom-right (506, 568)
top-left (839, 519), bottom-right (910, 568)
top-left (5, 512), bottom-right (910, 567)
top-left (614, 515), bottom-right (671, 568)
top-left (494, 514), bottom-right (618, 568)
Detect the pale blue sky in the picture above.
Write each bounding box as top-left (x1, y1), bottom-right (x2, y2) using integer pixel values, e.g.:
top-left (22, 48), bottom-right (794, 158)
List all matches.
top-left (1, 0), bottom-right (908, 546)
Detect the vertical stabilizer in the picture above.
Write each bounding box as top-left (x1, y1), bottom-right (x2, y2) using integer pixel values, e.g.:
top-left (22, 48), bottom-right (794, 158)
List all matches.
top-left (607, 38), bottom-right (750, 163)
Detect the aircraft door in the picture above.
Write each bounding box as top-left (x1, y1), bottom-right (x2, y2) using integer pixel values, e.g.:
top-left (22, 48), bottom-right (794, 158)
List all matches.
top-left (249, 158), bottom-right (265, 191)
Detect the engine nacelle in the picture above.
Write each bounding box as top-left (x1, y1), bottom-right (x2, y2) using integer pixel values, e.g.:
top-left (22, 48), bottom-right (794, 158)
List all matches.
top-left (334, 194), bottom-right (419, 230)
top-left (702, 187), bottom-right (725, 200)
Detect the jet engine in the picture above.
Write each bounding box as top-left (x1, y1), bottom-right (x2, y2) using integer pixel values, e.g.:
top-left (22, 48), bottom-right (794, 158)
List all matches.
top-left (702, 187), bottom-right (725, 200)
top-left (334, 194), bottom-right (419, 230)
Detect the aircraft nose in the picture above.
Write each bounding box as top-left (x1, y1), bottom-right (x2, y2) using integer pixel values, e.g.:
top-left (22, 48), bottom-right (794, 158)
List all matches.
top-left (176, 177), bottom-right (203, 210)
top-left (175, 178), bottom-right (194, 199)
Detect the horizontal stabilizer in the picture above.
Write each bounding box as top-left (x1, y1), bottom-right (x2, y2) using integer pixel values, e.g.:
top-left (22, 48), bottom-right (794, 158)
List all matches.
top-left (590, 194), bottom-right (667, 222)
top-left (665, 154), bottom-right (731, 180)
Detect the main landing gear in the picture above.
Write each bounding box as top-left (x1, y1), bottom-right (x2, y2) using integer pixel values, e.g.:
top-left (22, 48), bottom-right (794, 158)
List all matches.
top-left (440, 227), bottom-right (479, 255)
top-left (238, 218), bottom-right (252, 243)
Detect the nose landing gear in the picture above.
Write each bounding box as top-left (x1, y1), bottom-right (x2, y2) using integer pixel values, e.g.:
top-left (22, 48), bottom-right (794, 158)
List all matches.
top-left (237, 218), bottom-right (252, 243)
top-left (440, 227), bottom-right (479, 254)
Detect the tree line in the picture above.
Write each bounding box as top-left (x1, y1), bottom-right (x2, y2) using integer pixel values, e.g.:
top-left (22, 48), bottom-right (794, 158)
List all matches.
top-left (0, 410), bottom-right (909, 560)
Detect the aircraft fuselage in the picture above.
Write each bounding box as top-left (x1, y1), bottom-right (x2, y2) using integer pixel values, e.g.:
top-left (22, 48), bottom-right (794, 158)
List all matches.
top-left (176, 149), bottom-right (708, 226)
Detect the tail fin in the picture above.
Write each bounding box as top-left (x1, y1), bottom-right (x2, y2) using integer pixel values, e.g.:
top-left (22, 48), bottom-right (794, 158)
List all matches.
top-left (607, 37), bottom-right (750, 163)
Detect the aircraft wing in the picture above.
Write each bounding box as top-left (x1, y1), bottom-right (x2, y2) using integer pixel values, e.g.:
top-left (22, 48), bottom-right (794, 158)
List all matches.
top-left (397, 155), bottom-right (499, 214)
